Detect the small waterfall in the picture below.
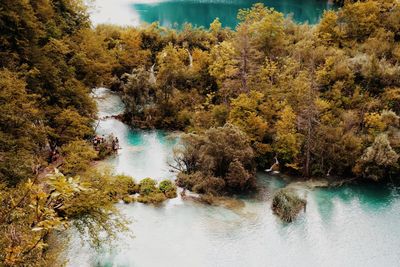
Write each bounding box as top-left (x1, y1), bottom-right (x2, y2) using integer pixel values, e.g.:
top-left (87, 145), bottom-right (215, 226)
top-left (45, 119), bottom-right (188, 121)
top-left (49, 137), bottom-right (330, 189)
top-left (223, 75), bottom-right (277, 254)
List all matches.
top-left (149, 63), bottom-right (156, 84)
top-left (186, 49), bottom-right (193, 68)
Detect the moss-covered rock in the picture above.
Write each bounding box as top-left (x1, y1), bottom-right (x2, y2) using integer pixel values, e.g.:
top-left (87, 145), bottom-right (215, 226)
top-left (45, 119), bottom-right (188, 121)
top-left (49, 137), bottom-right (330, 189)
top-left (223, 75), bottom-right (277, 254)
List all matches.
top-left (271, 188), bottom-right (307, 222)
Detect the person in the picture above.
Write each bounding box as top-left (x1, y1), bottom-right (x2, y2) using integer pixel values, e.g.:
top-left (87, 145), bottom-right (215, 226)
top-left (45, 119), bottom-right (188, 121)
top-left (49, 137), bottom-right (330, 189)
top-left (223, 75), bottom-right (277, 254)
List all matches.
top-left (115, 137), bottom-right (119, 149)
top-left (112, 138), bottom-right (117, 151)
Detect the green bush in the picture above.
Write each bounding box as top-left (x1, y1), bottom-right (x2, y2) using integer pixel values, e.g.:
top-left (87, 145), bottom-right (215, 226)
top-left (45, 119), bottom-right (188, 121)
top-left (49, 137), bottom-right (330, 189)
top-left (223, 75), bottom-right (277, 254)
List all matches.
top-left (159, 180), bottom-right (177, 198)
top-left (139, 178), bottom-right (158, 195)
top-left (136, 178), bottom-right (178, 203)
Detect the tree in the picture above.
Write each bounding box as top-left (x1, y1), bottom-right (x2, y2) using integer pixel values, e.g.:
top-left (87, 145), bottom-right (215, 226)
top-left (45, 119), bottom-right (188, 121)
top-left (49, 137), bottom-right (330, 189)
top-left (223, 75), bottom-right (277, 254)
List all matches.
top-left (229, 91), bottom-right (268, 143)
top-left (49, 109), bottom-right (93, 146)
top-left (0, 168), bottom-right (131, 266)
top-left (354, 134), bottom-right (399, 181)
top-left (273, 106), bottom-right (302, 165)
top-left (175, 124), bottom-right (256, 194)
top-left (209, 41), bottom-right (240, 100)
top-left (122, 67), bottom-right (154, 120)
top-left (59, 140), bottom-right (97, 176)
top-left (0, 70), bottom-right (46, 185)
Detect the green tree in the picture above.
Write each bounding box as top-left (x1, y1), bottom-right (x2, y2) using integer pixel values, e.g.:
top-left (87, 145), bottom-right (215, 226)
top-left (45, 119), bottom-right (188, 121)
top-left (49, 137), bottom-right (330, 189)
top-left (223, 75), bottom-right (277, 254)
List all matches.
top-left (0, 70), bottom-right (46, 185)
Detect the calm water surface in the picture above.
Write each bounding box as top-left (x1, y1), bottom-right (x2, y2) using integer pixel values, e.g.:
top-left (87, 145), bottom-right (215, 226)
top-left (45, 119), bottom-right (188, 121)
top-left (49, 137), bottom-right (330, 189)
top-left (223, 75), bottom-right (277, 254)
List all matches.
top-left (67, 88), bottom-right (400, 267)
top-left (89, 0), bottom-right (334, 27)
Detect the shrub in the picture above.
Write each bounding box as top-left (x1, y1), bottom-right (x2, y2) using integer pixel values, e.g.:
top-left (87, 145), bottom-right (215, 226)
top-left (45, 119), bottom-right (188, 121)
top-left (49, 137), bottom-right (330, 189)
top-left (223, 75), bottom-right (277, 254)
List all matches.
top-left (139, 178), bottom-right (158, 195)
top-left (271, 188), bottom-right (307, 222)
top-left (137, 192), bottom-right (166, 204)
top-left (136, 178), bottom-right (177, 204)
top-left (122, 195), bottom-right (135, 204)
top-left (159, 180), bottom-right (177, 198)
top-left (107, 175), bottom-right (138, 201)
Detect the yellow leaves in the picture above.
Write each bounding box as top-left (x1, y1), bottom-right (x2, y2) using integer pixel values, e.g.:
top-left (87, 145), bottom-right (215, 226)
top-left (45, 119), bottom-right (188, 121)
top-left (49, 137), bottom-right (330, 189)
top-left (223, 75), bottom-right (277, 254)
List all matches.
top-left (191, 48), bottom-right (211, 72)
top-left (273, 105), bottom-right (302, 163)
top-left (393, 44), bottom-right (400, 61)
top-left (51, 109), bottom-right (93, 145)
top-left (285, 162), bottom-right (301, 171)
top-left (317, 10), bottom-right (339, 44)
top-left (316, 53), bottom-right (353, 87)
top-left (209, 18), bottom-right (222, 34)
top-left (315, 98), bottom-right (331, 112)
top-left (209, 41), bottom-right (238, 84)
top-left (59, 140), bottom-right (97, 175)
top-left (364, 112), bottom-right (386, 134)
top-left (44, 38), bottom-right (71, 56)
top-left (5, 245), bottom-right (23, 266)
top-left (229, 91), bottom-right (268, 142)
top-left (382, 87), bottom-right (400, 111)
top-left (260, 58), bottom-right (279, 86)
top-left (248, 8), bottom-right (285, 52)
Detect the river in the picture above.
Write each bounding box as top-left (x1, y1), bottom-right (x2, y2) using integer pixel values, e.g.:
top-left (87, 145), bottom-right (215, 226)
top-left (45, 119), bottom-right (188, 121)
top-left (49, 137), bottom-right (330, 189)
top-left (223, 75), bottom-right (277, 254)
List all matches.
top-left (89, 0), bottom-right (335, 28)
top-left (66, 88), bottom-right (400, 267)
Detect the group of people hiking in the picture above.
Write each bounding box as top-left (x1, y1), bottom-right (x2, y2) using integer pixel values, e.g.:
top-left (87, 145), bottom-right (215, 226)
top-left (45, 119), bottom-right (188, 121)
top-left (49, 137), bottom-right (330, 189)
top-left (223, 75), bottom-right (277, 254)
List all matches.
top-left (47, 134), bottom-right (120, 164)
top-left (92, 134), bottom-right (120, 152)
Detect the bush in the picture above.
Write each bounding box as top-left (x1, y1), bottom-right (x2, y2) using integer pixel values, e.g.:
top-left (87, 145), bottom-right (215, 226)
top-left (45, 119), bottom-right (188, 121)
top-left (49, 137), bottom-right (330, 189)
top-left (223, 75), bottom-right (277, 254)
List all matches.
top-left (122, 195), bottom-right (135, 204)
top-left (136, 178), bottom-right (177, 204)
top-left (139, 178), bottom-right (158, 195)
top-left (159, 180), bottom-right (177, 198)
top-left (271, 188), bottom-right (307, 222)
top-left (137, 192), bottom-right (167, 204)
top-left (106, 175), bottom-right (138, 201)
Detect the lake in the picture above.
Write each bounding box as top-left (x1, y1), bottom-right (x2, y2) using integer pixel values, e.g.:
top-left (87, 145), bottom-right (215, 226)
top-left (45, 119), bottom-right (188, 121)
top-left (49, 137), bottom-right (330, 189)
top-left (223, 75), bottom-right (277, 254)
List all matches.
top-left (89, 0), bottom-right (334, 28)
top-left (66, 88), bottom-right (400, 267)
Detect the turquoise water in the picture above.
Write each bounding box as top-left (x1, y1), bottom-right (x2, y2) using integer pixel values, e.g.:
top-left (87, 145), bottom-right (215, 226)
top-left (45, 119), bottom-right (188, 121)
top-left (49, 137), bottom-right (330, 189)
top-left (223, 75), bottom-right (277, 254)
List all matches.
top-left (90, 0), bottom-right (334, 27)
top-left (67, 88), bottom-right (400, 267)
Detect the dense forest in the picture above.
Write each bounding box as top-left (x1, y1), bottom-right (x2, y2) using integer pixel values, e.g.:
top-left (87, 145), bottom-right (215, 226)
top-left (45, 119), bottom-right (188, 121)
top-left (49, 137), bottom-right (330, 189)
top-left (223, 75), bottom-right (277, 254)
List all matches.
top-left (0, 0), bottom-right (399, 265)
